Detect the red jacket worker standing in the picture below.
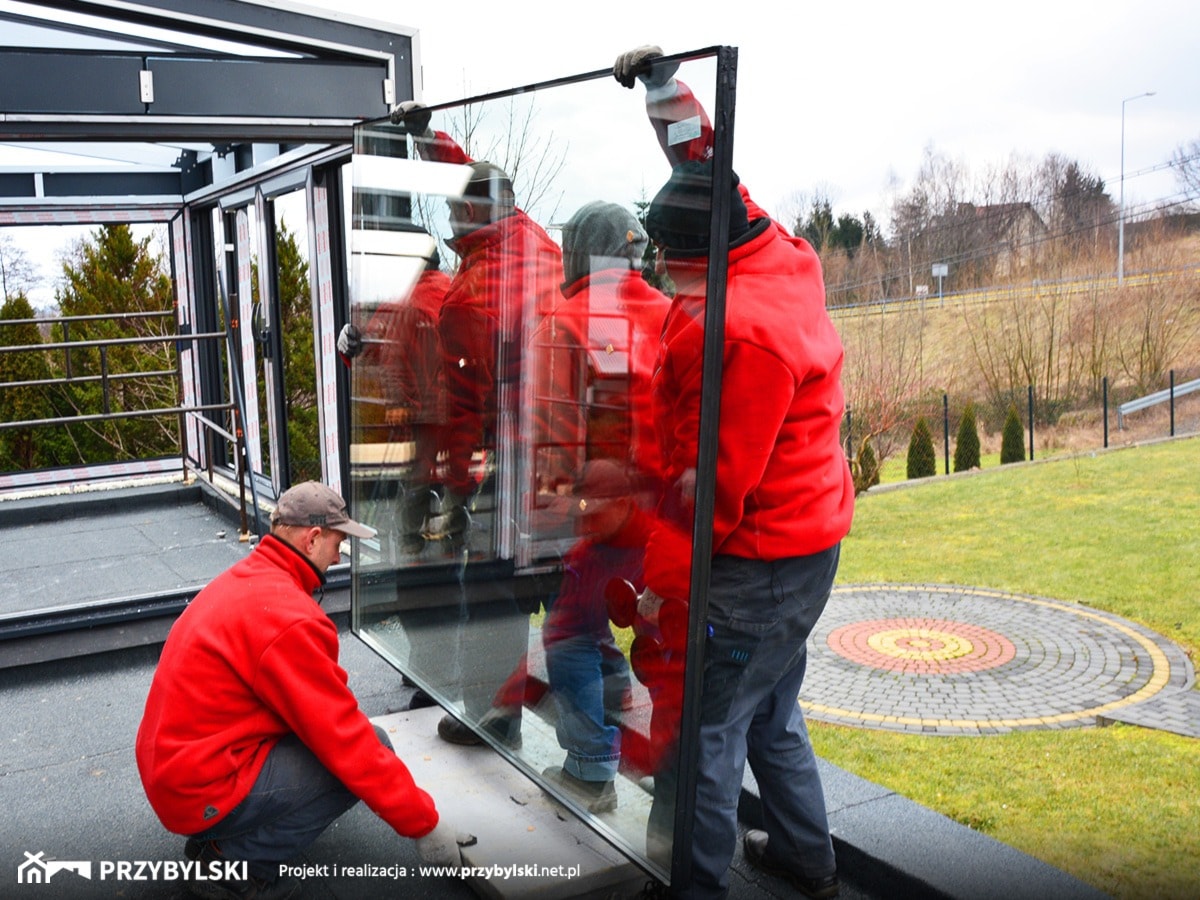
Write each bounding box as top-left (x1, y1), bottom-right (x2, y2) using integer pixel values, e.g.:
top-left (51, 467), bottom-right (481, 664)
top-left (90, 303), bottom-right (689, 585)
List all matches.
top-left (614, 46), bottom-right (854, 900)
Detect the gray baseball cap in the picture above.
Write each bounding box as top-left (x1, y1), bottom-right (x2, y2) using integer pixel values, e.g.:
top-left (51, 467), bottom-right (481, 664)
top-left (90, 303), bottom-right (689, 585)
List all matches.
top-left (270, 481), bottom-right (377, 539)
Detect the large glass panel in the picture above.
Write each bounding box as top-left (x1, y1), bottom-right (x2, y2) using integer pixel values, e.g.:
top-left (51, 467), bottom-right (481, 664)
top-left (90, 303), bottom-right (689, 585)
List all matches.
top-left (349, 52), bottom-right (727, 881)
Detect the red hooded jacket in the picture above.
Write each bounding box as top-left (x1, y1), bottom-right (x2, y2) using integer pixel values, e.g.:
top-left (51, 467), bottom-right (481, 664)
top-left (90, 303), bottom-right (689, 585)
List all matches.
top-left (438, 211), bottom-right (563, 496)
top-left (640, 80), bottom-right (855, 601)
top-left (365, 267), bottom-right (451, 427)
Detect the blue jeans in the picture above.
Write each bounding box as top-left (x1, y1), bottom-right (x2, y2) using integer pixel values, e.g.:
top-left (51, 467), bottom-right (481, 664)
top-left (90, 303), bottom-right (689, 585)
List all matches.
top-left (682, 546), bottom-right (840, 899)
top-left (544, 631), bottom-right (630, 781)
top-left (191, 727), bottom-right (390, 880)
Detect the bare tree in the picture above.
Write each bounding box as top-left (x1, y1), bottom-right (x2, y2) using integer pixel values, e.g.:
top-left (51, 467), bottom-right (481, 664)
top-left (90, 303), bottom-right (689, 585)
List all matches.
top-left (1037, 154), bottom-right (1115, 261)
top-left (888, 147), bottom-right (977, 293)
top-left (407, 93), bottom-right (569, 273)
top-left (444, 94), bottom-right (568, 226)
top-left (775, 190), bottom-right (809, 239)
top-left (1113, 224), bottom-right (1200, 394)
top-left (839, 303), bottom-right (931, 481)
top-left (1171, 138), bottom-right (1200, 209)
top-left (0, 232), bottom-right (41, 302)
top-left (960, 277), bottom-right (1088, 424)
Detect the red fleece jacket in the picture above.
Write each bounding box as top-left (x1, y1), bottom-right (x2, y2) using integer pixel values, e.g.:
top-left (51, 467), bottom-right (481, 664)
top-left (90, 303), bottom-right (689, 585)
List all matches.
top-left (640, 80), bottom-right (855, 601)
top-left (135, 535), bottom-right (438, 838)
top-left (412, 129), bottom-right (564, 497)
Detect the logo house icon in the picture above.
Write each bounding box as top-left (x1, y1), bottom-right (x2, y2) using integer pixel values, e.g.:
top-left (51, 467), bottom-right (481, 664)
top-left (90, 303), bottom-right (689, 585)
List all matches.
top-left (18, 852), bottom-right (93, 884)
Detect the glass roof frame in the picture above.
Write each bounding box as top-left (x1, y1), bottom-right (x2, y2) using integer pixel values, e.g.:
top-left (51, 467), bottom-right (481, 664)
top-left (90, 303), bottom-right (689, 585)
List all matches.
top-left (0, 0), bottom-right (417, 210)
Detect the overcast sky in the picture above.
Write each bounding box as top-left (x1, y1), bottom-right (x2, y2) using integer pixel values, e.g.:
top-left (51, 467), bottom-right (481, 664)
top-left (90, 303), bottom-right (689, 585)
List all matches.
top-left (3, 0), bottom-right (1197, 307)
top-left (341, 0), bottom-right (1198, 222)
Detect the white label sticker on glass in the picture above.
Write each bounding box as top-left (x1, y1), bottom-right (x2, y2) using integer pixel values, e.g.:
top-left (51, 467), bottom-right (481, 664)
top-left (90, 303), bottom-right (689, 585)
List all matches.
top-left (667, 116), bottom-right (703, 147)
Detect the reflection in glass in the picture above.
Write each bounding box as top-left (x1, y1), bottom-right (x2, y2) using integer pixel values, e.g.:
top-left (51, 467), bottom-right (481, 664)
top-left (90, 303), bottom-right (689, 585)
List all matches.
top-left (270, 196), bottom-right (322, 484)
top-left (348, 56), bottom-right (720, 880)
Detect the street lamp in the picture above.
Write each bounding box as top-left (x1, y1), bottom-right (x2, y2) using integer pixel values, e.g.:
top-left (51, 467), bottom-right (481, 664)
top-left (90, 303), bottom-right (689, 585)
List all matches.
top-left (1118, 91), bottom-right (1155, 286)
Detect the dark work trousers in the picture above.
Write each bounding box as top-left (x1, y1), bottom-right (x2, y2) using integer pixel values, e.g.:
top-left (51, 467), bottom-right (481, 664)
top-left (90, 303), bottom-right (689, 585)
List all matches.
top-left (682, 545), bottom-right (841, 900)
top-left (190, 726), bottom-right (391, 881)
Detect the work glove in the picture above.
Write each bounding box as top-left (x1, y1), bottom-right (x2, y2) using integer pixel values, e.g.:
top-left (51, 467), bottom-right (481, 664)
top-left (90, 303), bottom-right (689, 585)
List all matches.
top-left (674, 467), bottom-right (697, 505)
top-left (337, 323), bottom-right (363, 359)
top-left (389, 100), bottom-right (433, 135)
top-left (613, 45), bottom-right (678, 89)
top-left (636, 587), bottom-right (666, 630)
top-left (415, 821), bottom-right (475, 870)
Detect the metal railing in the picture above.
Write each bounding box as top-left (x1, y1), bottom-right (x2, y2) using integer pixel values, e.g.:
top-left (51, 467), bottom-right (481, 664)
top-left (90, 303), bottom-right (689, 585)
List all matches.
top-left (0, 311), bottom-right (254, 531)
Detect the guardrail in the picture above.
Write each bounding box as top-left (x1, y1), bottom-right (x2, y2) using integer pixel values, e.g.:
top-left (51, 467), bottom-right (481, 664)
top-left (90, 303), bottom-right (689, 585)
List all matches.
top-left (1118, 375), bottom-right (1200, 429)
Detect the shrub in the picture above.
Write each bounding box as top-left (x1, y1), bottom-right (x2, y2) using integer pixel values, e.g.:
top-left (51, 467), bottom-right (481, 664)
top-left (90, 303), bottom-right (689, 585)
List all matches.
top-left (906, 417), bottom-right (937, 479)
top-left (1000, 404), bottom-right (1026, 464)
top-left (953, 403), bottom-right (981, 472)
top-left (852, 439), bottom-right (881, 494)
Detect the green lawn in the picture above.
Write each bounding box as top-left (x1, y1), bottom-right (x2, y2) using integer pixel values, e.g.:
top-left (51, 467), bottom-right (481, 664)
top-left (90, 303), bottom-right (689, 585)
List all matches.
top-left (815, 437), bottom-right (1199, 899)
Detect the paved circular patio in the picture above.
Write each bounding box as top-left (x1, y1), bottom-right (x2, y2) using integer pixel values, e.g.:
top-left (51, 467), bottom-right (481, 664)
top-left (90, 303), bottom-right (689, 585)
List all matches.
top-left (802, 584), bottom-right (1192, 735)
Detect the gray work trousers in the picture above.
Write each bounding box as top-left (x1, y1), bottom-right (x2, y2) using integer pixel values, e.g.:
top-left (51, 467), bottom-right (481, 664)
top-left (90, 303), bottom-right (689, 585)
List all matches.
top-left (683, 545), bottom-right (840, 899)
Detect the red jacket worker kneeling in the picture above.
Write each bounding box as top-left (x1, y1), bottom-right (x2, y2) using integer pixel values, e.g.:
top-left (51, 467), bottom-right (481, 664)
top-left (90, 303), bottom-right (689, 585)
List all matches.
top-left (136, 481), bottom-right (462, 900)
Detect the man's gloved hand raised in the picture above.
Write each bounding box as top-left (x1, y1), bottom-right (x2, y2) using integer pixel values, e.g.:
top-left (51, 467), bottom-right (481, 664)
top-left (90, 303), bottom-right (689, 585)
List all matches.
top-left (337, 323), bottom-right (363, 359)
top-left (415, 821), bottom-right (475, 872)
top-left (613, 45), bottom-right (679, 90)
top-left (389, 100), bottom-right (433, 136)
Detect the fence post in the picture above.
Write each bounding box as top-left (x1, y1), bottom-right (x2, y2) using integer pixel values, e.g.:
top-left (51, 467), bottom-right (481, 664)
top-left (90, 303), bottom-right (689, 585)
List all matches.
top-left (1102, 377), bottom-right (1109, 448)
top-left (1169, 370), bottom-right (1175, 437)
top-left (943, 393), bottom-right (950, 475)
top-left (844, 407), bottom-right (853, 461)
top-left (1027, 385), bottom-right (1034, 461)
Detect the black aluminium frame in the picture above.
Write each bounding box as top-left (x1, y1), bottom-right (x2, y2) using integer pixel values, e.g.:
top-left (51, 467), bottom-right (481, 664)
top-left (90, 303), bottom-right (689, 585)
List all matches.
top-left (0, 0), bottom-right (414, 501)
top-left (673, 45), bottom-right (738, 892)
top-left (350, 45), bottom-right (739, 890)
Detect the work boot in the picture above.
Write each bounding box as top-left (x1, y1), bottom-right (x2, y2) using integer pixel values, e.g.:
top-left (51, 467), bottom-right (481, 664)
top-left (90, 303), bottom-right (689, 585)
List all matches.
top-left (542, 765), bottom-right (618, 814)
top-left (425, 490), bottom-right (470, 540)
top-left (184, 840), bottom-right (302, 900)
top-left (742, 829), bottom-right (840, 899)
top-left (398, 485), bottom-right (433, 553)
top-left (436, 713), bottom-right (482, 746)
top-left (437, 710), bottom-right (521, 749)
top-left (407, 688), bottom-right (438, 710)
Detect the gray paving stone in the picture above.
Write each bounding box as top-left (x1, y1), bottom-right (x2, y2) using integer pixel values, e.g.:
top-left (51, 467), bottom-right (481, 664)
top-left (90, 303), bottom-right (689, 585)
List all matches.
top-left (804, 585), bottom-right (1194, 736)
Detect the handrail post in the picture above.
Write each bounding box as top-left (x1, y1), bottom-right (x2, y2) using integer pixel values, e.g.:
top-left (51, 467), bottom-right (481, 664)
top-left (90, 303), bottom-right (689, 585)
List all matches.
top-left (100, 346), bottom-right (111, 415)
top-left (63, 321), bottom-right (72, 379)
top-left (206, 427), bottom-right (215, 484)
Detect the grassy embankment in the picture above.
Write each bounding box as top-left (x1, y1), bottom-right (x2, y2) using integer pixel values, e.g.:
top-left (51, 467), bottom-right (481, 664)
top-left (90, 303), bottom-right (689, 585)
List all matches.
top-left (816, 437), bottom-right (1199, 899)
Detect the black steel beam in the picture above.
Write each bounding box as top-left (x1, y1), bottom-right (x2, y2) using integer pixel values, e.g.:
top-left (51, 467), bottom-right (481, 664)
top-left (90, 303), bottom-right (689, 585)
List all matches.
top-left (145, 56), bottom-right (387, 119)
top-left (0, 48), bottom-right (389, 118)
top-left (39, 170), bottom-right (184, 197)
top-left (0, 0), bottom-right (416, 142)
top-left (0, 120), bottom-right (358, 143)
top-left (0, 50), bottom-right (145, 114)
